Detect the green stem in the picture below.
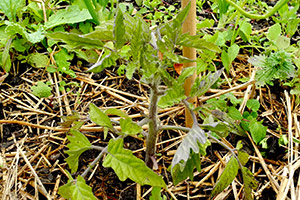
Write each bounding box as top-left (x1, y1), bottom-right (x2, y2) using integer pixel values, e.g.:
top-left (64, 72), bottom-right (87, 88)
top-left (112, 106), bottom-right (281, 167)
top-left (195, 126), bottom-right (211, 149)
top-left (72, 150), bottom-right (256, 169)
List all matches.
top-left (83, 0), bottom-right (100, 25)
top-left (145, 80), bottom-right (160, 168)
top-left (225, 0), bottom-right (288, 20)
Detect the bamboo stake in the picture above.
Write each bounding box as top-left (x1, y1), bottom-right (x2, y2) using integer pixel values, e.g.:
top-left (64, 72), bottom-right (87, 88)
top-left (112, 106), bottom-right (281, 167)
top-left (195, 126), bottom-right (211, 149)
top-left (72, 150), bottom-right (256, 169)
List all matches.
top-left (182, 0), bottom-right (197, 128)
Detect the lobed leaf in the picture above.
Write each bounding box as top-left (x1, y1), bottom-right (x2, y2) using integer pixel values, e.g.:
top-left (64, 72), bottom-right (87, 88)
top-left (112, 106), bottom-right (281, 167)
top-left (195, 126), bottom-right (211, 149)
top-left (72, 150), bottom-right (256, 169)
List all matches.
top-left (171, 125), bottom-right (208, 171)
top-left (65, 129), bottom-right (92, 173)
top-left (190, 68), bottom-right (223, 97)
top-left (58, 175), bottom-right (97, 200)
top-left (103, 138), bottom-right (166, 188)
top-left (171, 152), bottom-right (202, 185)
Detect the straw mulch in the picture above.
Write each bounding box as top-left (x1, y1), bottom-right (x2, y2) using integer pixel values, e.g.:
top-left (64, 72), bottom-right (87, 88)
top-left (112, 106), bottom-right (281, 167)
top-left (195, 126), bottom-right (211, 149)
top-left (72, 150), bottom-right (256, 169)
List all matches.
top-left (0, 57), bottom-right (300, 199)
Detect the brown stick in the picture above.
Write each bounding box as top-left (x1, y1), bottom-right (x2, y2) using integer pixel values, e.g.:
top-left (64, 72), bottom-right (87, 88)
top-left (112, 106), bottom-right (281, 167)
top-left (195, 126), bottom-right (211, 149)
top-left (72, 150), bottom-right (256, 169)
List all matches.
top-left (182, 0), bottom-right (197, 128)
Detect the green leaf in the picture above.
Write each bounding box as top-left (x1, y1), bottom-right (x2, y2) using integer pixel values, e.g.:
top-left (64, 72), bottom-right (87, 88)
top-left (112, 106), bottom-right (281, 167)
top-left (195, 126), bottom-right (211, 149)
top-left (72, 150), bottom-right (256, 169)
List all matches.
top-left (89, 103), bottom-right (113, 128)
top-left (58, 176), bottom-right (97, 200)
top-left (0, 0), bottom-right (25, 21)
top-left (114, 8), bottom-right (126, 49)
top-left (60, 111), bottom-right (80, 128)
top-left (227, 107), bottom-right (243, 120)
top-left (246, 99), bottom-right (260, 112)
top-left (27, 53), bottom-right (49, 68)
top-left (177, 34), bottom-right (221, 53)
top-left (238, 150), bottom-right (249, 166)
top-left (171, 125), bottom-right (207, 171)
top-left (221, 51), bottom-right (229, 71)
top-left (267, 23), bottom-right (281, 42)
top-left (31, 81), bottom-right (52, 98)
top-left (87, 51), bottom-right (118, 73)
top-left (211, 156), bottom-right (239, 197)
top-left (239, 21), bottom-right (252, 42)
top-left (54, 48), bottom-right (76, 78)
top-left (103, 138), bottom-right (166, 188)
top-left (120, 118), bottom-right (142, 136)
top-left (65, 129), bottom-right (92, 173)
top-left (85, 22), bottom-right (114, 41)
top-left (249, 120), bottom-right (267, 144)
top-left (274, 35), bottom-right (290, 50)
top-left (228, 44), bottom-right (240, 63)
top-left (242, 167), bottom-right (258, 200)
top-left (1, 38), bottom-right (12, 72)
top-left (158, 85), bottom-right (185, 108)
top-left (47, 32), bottom-right (104, 49)
top-left (158, 67), bottom-right (195, 108)
top-left (45, 6), bottom-right (92, 29)
top-left (190, 68), bottom-right (223, 97)
top-left (150, 187), bottom-right (163, 200)
top-left (5, 21), bottom-right (45, 44)
top-left (172, 151), bottom-right (202, 185)
top-left (217, 0), bottom-right (229, 17)
top-left (105, 108), bottom-right (130, 119)
top-left (211, 109), bottom-right (246, 136)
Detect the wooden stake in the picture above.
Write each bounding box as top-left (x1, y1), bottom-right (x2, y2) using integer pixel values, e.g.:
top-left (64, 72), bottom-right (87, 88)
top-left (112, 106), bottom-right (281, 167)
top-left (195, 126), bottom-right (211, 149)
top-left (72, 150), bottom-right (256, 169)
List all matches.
top-left (182, 0), bottom-right (197, 127)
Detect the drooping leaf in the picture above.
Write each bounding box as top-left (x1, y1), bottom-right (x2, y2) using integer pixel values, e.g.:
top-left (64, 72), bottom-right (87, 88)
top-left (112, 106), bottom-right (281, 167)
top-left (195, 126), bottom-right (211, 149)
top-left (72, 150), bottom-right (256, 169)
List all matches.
top-left (60, 111), bottom-right (80, 127)
top-left (211, 156), bottom-right (239, 197)
top-left (103, 138), bottom-right (166, 188)
top-left (0, 0), bottom-right (25, 21)
top-left (45, 6), bottom-right (92, 29)
top-left (114, 8), bottom-right (126, 49)
top-left (120, 118), bottom-right (142, 136)
top-left (242, 167), bottom-right (258, 200)
top-left (47, 32), bottom-right (104, 49)
top-left (190, 68), bottom-right (223, 97)
top-left (171, 151), bottom-right (202, 185)
top-left (65, 129), bottom-right (92, 173)
top-left (58, 175), bottom-right (97, 200)
top-left (31, 81), bottom-right (52, 98)
top-left (171, 124), bottom-right (207, 171)
top-left (89, 103), bottom-right (113, 128)
top-left (249, 120), bottom-right (267, 144)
